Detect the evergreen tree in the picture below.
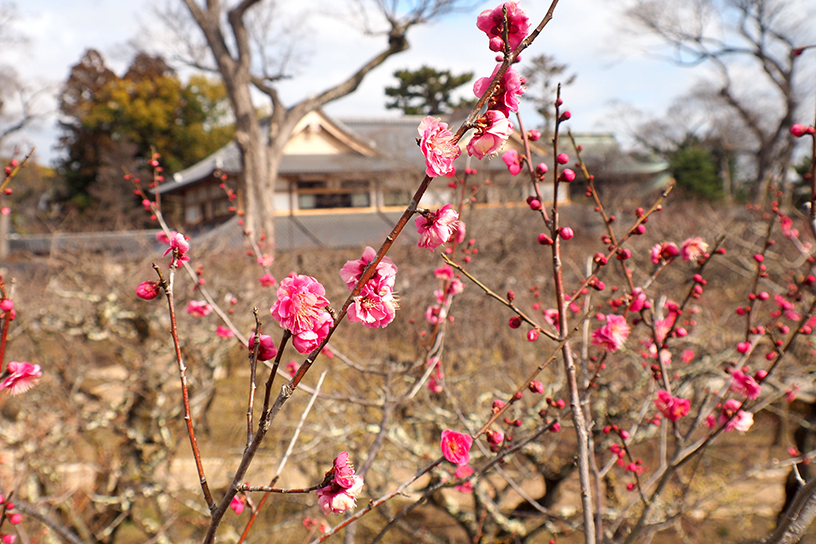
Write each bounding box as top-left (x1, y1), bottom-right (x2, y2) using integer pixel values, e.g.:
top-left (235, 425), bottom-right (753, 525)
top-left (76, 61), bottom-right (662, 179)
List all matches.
top-left (385, 65), bottom-right (474, 115)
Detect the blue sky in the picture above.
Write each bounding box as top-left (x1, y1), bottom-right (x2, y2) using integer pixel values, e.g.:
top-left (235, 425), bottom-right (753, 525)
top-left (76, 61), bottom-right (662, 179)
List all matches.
top-left (0, 0), bottom-right (778, 165)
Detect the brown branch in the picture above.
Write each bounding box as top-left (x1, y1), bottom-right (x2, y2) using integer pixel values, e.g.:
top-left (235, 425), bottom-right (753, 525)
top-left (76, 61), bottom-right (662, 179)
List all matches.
top-left (153, 262), bottom-right (215, 512)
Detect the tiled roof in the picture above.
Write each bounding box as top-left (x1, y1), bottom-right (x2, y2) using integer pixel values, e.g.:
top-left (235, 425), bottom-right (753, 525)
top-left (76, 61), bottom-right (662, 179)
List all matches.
top-left (161, 115), bottom-right (668, 196)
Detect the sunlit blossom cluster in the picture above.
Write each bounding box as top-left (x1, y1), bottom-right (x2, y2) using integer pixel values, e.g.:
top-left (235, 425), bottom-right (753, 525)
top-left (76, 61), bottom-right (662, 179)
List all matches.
top-left (415, 204), bottom-right (460, 251)
top-left (654, 390), bottom-right (690, 422)
top-left (271, 273), bottom-right (334, 353)
top-left (706, 399), bottom-right (754, 433)
top-left (340, 246), bottom-right (399, 328)
top-left (416, 3), bottom-right (528, 173)
top-left (315, 452), bottom-right (365, 515)
top-left (591, 314), bottom-right (630, 353)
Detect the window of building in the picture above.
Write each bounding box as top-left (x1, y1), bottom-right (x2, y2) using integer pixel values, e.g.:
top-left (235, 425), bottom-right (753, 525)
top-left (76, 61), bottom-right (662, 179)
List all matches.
top-left (296, 179), bottom-right (371, 210)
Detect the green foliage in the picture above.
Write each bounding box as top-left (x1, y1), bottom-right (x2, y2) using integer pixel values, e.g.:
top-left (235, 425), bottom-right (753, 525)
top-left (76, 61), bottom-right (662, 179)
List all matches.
top-left (58, 50), bottom-right (234, 206)
top-left (385, 65), bottom-right (474, 115)
top-left (669, 144), bottom-right (723, 200)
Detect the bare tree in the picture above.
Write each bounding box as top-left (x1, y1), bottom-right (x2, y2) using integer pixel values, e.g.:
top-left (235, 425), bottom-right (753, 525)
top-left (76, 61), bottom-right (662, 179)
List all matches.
top-left (625, 0), bottom-right (815, 204)
top-left (171, 0), bottom-right (467, 249)
top-left (0, 2), bottom-right (46, 147)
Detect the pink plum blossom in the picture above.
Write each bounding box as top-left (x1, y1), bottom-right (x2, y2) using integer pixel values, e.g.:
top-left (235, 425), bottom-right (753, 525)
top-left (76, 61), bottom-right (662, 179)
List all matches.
top-left (0, 361), bottom-right (42, 395)
top-left (416, 204), bottom-right (459, 251)
top-left (454, 465), bottom-right (474, 493)
top-left (340, 246), bottom-right (397, 291)
top-left (729, 368), bottom-right (762, 399)
top-left (440, 429), bottom-right (473, 465)
top-left (162, 231), bottom-right (190, 263)
top-left (476, 1), bottom-right (530, 52)
top-left (719, 399), bottom-right (754, 432)
top-left (654, 390), bottom-right (690, 422)
top-left (418, 116), bottom-right (460, 178)
top-left (651, 242), bottom-right (680, 264)
top-left (628, 288), bottom-right (647, 313)
top-left (454, 220), bottom-right (467, 244)
top-left (591, 314), bottom-right (630, 352)
top-left (230, 495), bottom-right (246, 515)
top-left (186, 300), bottom-right (213, 318)
top-left (434, 265), bottom-right (454, 280)
top-left (427, 357), bottom-right (444, 393)
top-left (473, 65), bottom-right (525, 116)
top-left (258, 273), bottom-right (277, 287)
top-left (681, 237), bottom-right (708, 262)
top-left (502, 149), bottom-right (523, 175)
top-left (291, 310), bottom-right (333, 354)
top-left (136, 281), bottom-right (161, 300)
top-left (780, 216), bottom-right (799, 239)
top-left (542, 309), bottom-right (559, 327)
top-left (257, 254), bottom-right (274, 267)
top-left (466, 110), bottom-right (513, 159)
top-left (248, 333), bottom-right (278, 361)
top-left (271, 274), bottom-right (331, 334)
top-left (286, 361), bottom-right (299, 376)
top-left (216, 326), bottom-right (234, 339)
top-left (427, 375), bottom-right (443, 393)
top-left (447, 278), bottom-right (464, 297)
top-left (348, 277), bottom-right (399, 329)
top-left (316, 452), bottom-right (365, 515)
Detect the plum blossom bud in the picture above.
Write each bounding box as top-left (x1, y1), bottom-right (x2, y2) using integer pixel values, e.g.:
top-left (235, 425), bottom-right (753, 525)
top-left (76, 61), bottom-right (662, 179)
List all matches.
top-left (136, 281), bottom-right (161, 300)
top-left (559, 169), bottom-right (575, 182)
top-left (486, 429), bottom-right (505, 445)
top-left (791, 124), bottom-right (808, 137)
top-left (556, 153), bottom-right (569, 165)
top-left (508, 316), bottom-right (522, 328)
top-left (492, 399), bottom-right (505, 413)
top-left (538, 233), bottom-right (553, 245)
top-left (507, 290), bottom-right (515, 302)
top-left (529, 198), bottom-right (541, 210)
top-left (559, 111), bottom-right (571, 121)
top-left (527, 329), bottom-right (539, 342)
top-left (0, 299), bottom-right (12, 312)
top-left (559, 227), bottom-right (574, 240)
top-left (535, 163), bottom-right (548, 177)
top-left (502, 149), bottom-right (523, 176)
top-left (527, 129), bottom-right (541, 141)
top-left (248, 334), bottom-right (278, 361)
top-left (529, 380), bottom-right (544, 393)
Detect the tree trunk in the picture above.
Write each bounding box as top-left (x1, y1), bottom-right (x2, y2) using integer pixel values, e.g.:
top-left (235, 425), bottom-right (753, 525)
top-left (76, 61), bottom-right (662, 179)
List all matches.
top-left (230, 87), bottom-right (268, 240)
